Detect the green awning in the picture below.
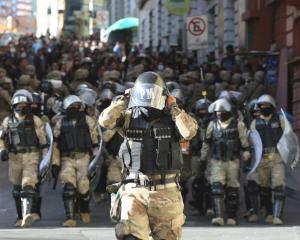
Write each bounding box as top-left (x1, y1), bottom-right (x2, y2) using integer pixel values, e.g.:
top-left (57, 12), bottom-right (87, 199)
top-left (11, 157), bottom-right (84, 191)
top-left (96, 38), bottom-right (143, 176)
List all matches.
top-left (104, 17), bottom-right (139, 36)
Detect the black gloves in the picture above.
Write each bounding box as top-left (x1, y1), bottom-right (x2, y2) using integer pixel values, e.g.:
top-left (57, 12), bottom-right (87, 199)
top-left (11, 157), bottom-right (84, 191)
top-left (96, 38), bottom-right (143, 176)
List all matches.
top-left (51, 165), bottom-right (60, 179)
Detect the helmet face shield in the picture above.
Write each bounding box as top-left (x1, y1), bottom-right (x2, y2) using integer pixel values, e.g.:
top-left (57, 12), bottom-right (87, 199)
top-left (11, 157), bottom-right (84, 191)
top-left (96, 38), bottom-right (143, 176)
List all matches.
top-left (128, 83), bottom-right (167, 110)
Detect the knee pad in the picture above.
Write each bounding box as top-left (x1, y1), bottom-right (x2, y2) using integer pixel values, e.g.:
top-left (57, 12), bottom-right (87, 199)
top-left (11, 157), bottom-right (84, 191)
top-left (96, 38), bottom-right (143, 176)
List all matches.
top-left (273, 186), bottom-right (285, 200)
top-left (79, 191), bottom-right (90, 201)
top-left (63, 183), bottom-right (77, 200)
top-left (20, 185), bottom-right (38, 198)
top-left (226, 187), bottom-right (239, 201)
top-left (247, 181), bottom-right (260, 194)
top-left (211, 182), bottom-right (224, 197)
top-left (12, 185), bottom-right (21, 198)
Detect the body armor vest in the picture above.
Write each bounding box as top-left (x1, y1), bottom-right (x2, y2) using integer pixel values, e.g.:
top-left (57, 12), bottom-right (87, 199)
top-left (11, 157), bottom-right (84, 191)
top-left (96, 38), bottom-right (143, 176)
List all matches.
top-left (59, 115), bottom-right (92, 154)
top-left (121, 112), bottom-right (182, 174)
top-left (7, 115), bottom-right (39, 151)
top-left (255, 114), bottom-right (283, 150)
top-left (211, 118), bottom-right (240, 161)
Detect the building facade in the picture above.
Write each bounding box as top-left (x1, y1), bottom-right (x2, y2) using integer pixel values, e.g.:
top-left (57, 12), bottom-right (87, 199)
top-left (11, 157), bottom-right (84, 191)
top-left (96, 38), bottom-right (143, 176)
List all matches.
top-left (138, 0), bottom-right (247, 62)
top-left (0, 0), bottom-right (36, 33)
top-left (242, 0), bottom-right (300, 138)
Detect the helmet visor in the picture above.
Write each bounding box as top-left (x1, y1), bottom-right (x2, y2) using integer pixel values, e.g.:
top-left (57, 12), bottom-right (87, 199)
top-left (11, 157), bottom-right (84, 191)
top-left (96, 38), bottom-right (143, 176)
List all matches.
top-left (128, 83), bottom-right (166, 110)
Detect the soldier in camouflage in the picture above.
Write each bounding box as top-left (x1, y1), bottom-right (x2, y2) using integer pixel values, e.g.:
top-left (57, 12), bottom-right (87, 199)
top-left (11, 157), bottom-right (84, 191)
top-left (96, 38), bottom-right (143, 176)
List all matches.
top-left (201, 98), bottom-right (250, 226)
top-left (52, 95), bottom-right (99, 227)
top-left (247, 94), bottom-right (286, 225)
top-left (0, 89), bottom-right (48, 227)
top-left (99, 72), bottom-right (198, 240)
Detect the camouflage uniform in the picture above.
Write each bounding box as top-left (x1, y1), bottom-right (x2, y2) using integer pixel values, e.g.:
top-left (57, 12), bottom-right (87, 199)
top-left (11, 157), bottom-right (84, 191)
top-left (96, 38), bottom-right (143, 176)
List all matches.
top-left (247, 113), bottom-right (285, 224)
top-left (99, 94), bottom-right (198, 240)
top-left (201, 111), bottom-right (250, 226)
top-left (0, 110), bottom-right (47, 227)
top-left (52, 96), bottom-right (99, 227)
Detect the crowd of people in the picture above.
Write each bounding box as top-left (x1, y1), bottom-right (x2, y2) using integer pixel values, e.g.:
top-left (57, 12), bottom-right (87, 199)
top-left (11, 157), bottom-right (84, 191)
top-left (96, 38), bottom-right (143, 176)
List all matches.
top-left (0, 34), bottom-right (295, 239)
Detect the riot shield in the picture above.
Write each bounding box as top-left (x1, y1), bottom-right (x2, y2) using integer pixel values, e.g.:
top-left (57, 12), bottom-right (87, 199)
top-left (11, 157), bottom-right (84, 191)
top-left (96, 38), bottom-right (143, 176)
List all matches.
top-left (88, 125), bottom-right (103, 191)
top-left (277, 109), bottom-right (300, 201)
top-left (39, 122), bottom-right (53, 183)
top-left (277, 109), bottom-right (300, 169)
top-left (248, 130), bottom-right (263, 176)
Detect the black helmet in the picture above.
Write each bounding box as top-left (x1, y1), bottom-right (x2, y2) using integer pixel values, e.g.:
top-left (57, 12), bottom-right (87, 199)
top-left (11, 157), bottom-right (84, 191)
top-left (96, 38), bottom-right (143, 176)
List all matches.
top-left (128, 72), bottom-right (167, 110)
top-left (40, 80), bottom-right (53, 94)
top-left (195, 98), bottom-right (211, 112)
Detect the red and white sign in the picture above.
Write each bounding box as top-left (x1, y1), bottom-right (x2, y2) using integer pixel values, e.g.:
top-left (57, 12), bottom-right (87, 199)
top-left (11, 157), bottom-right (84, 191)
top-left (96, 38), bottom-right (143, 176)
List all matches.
top-left (187, 15), bottom-right (208, 50)
top-left (96, 10), bottom-right (109, 28)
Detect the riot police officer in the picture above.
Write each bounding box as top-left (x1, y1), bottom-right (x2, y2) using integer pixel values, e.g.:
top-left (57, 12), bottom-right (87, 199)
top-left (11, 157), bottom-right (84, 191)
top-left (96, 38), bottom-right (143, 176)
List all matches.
top-left (201, 98), bottom-right (250, 226)
top-left (0, 89), bottom-right (48, 227)
top-left (99, 72), bottom-right (198, 240)
top-left (52, 95), bottom-right (99, 227)
top-left (190, 98), bottom-right (213, 217)
top-left (247, 94), bottom-right (285, 225)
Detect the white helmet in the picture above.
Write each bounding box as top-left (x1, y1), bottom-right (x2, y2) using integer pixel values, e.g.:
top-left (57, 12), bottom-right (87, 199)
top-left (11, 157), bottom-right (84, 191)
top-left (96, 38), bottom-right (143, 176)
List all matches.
top-left (208, 98), bottom-right (232, 113)
top-left (63, 95), bottom-right (82, 110)
top-left (257, 94), bottom-right (276, 108)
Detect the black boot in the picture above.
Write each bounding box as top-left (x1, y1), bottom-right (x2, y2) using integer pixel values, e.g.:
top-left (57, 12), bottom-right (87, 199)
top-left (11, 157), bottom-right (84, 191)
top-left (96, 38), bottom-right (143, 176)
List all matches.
top-left (225, 187), bottom-right (239, 225)
top-left (79, 192), bottom-right (91, 224)
top-left (247, 181), bottom-right (260, 222)
top-left (190, 177), bottom-right (205, 214)
top-left (20, 186), bottom-right (39, 227)
top-left (12, 185), bottom-right (22, 226)
top-left (211, 182), bottom-right (225, 226)
top-left (260, 187), bottom-right (272, 217)
top-left (273, 186), bottom-right (285, 225)
top-left (62, 183), bottom-right (77, 227)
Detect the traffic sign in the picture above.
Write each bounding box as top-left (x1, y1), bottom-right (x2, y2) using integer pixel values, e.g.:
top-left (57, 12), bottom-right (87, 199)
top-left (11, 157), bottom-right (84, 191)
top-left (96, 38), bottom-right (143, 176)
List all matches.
top-left (188, 17), bottom-right (206, 36)
top-left (96, 10), bottom-right (109, 28)
top-left (187, 15), bottom-right (208, 50)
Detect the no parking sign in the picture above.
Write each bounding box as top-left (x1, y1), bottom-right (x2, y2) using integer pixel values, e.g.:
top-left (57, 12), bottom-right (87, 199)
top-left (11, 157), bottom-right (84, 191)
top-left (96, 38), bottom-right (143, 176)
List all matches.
top-left (187, 15), bottom-right (208, 50)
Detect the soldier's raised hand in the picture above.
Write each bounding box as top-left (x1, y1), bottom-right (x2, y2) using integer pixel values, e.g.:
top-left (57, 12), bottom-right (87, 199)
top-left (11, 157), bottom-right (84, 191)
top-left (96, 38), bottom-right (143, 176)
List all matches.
top-left (166, 94), bottom-right (176, 107)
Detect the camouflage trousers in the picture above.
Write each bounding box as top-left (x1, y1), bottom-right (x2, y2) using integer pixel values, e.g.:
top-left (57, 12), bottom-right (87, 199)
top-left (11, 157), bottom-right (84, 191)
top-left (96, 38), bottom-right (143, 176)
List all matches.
top-left (60, 153), bottom-right (90, 194)
top-left (112, 174), bottom-right (185, 240)
top-left (107, 155), bottom-right (123, 185)
top-left (8, 152), bottom-right (40, 187)
top-left (247, 153), bottom-right (285, 188)
top-left (210, 158), bottom-right (240, 188)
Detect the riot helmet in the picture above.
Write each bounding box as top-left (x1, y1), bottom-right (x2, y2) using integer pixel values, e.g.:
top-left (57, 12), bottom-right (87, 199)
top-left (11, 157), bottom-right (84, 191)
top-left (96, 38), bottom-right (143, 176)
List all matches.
top-left (63, 95), bottom-right (83, 119)
top-left (195, 98), bottom-right (211, 118)
top-left (11, 89), bottom-right (33, 116)
top-left (40, 80), bottom-right (53, 94)
top-left (209, 98), bottom-right (232, 122)
top-left (128, 72), bottom-right (167, 110)
top-left (257, 94), bottom-right (276, 117)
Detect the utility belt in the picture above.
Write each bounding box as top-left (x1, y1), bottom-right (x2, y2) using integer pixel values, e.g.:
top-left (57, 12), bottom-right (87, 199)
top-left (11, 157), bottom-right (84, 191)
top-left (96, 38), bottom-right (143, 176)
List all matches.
top-left (263, 147), bottom-right (278, 155)
top-left (9, 146), bottom-right (40, 154)
top-left (123, 177), bottom-right (179, 190)
top-left (61, 152), bottom-right (90, 158)
top-left (107, 173), bottom-right (180, 193)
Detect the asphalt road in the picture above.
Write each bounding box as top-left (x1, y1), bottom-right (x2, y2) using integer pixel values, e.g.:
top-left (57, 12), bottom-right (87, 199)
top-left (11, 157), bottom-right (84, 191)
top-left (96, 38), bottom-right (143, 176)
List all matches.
top-left (0, 161), bottom-right (300, 240)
